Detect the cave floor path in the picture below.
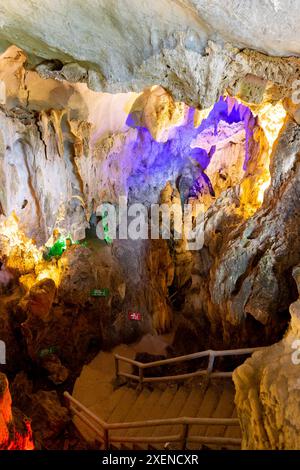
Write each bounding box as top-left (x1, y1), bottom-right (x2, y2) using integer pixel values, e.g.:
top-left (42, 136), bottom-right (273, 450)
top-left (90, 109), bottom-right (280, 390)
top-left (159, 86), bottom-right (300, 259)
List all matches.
top-left (72, 333), bottom-right (240, 450)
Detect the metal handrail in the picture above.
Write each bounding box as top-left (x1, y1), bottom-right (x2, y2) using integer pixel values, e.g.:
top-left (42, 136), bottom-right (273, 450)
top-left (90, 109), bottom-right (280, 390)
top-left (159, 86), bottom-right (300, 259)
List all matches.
top-left (64, 392), bottom-right (241, 450)
top-left (114, 346), bottom-right (263, 384)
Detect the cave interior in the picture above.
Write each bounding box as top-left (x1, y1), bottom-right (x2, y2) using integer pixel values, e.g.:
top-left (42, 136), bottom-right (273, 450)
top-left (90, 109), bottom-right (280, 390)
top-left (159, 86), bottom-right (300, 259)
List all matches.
top-left (0, 1), bottom-right (300, 452)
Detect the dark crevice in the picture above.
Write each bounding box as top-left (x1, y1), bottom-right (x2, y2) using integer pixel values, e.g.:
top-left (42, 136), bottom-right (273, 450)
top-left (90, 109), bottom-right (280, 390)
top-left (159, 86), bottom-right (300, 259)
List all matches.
top-left (35, 112), bottom-right (48, 160)
top-left (232, 247), bottom-right (265, 296)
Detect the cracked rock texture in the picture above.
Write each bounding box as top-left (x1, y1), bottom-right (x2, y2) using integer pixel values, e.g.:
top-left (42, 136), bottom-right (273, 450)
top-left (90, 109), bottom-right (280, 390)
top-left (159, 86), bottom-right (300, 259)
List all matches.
top-left (174, 114), bottom-right (300, 349)
top-left (233, 266), bottom-right (300, 449)
top-left (0, 2), bottom-right (300, 106)
top-left (203, 117), bottom-right (300, 343)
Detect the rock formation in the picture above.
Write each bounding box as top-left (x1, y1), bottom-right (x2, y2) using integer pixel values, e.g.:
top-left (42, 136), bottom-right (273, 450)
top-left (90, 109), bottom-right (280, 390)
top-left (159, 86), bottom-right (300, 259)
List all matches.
top-left (0, 372), bottom-right (34, 450)
top-left (181, 115), bottom-right (300, 348)
top-left (0, 1), bottom-right (299, 105)
top-left (0, 41), bottom-right (297, 359)
top-left (0, 0), bottom-right (300, 451)
top-left (233, 266), bottom-right (300, 449)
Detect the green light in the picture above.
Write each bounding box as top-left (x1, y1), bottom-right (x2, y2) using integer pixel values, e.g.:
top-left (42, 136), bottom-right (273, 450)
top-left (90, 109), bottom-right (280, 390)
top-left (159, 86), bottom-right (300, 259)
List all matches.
top-left (44, 235), bottom-right (78, 260)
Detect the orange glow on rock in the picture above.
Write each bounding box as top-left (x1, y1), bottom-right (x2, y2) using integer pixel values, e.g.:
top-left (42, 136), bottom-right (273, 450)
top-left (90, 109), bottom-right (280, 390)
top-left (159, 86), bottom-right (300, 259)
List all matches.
top-left (0, 373), bottom-right (34, 450)
top-left (7, 418), bottom-right (34, 450)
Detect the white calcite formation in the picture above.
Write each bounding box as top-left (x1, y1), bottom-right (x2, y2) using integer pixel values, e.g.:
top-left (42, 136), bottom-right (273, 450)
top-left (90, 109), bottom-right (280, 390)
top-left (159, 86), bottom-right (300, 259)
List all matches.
top-left (233, 266), bottom-right (300, 449)
top-left (0, 46), bottom-right (140, 243)
top-left (0, 46), bottom-right (262, 245)
top-left (0, 1), bottom-right (300, 106)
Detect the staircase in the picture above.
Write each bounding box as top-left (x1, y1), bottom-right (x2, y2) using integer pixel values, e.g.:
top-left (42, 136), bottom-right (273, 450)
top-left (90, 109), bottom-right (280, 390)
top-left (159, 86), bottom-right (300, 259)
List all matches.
top-left (66, 344), bottom-right (263, 450)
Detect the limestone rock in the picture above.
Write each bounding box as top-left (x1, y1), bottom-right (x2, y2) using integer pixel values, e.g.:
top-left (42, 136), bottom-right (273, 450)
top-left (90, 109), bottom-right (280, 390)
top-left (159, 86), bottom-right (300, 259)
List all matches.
top-left (0, 34), bottom-right (298, 352)
top-left (107, 238), bottom-right (173, 344)
top-left (127, 86), bottom-right (188, 142)
top-left (20, 299), bottom-right (103, 372)
top-left (180, 117), bottom-right (300, 347)
top-left (10, 371), bottom-right (33, 410)
top-left (25, 390), bottom-right (70, 446)
top-left (0, 1), bottom-right (299, 106)
top-left (0, 44), bottom-right (297, 248)
top-left (5, 236), bottom-right (174, 373)
top-left (41, 355), bottom-right (69, 385)
top-left (0, 289), bottom-right (25, 373)
top-left (25, 278), bottom-right (56, 320)
top-left (190, 0), bottom-right (300, 56)
top-left (233, 266), bottom-right (300, 449)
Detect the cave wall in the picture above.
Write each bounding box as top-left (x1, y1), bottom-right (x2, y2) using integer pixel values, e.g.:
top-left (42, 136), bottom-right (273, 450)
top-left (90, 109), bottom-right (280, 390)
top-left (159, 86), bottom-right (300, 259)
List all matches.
top-left (0, 42), bottom-right (299, 351)
top-left (1, 1), bottom-right (300, 451)
top-left (233, 266), bottom-right (300, 449)
top-left (183, 116), bottom-right (300, 348)
top-left (0, 46), bottom-right (143, 244)
top-left (0, 46), bottom-right (272, 243)
top-left (0, 1), bottom-right (300, 107)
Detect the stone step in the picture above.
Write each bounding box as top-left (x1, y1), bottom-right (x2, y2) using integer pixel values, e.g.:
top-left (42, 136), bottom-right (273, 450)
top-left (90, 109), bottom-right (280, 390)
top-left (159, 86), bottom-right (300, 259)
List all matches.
top-left (74, 378), bottom-right (240, 451)
top-left (123, 388), bottom-right (152, 423)
top-left (151, 387), bottom-right (190, 442)
top-left (167, 385), bottom-right (206, 449)
top-left (108, 388), bottom-right (139, 427)
top-left (187, 382), bottom-right (221, 447)
top-left (73, 387), bottom-right (128, 443)
top-left (205, 381), bottom-right (236, 446)
top-left (117, 387), bottom-right (152, 438)
top-left (125, 388), bottom-right (163, 438)
top-left (129, 386), bottom-right (178, 439)
top-left (73, 414), bottom-right (100, 444)
top-left (100, 387), bottom-right (130, 422)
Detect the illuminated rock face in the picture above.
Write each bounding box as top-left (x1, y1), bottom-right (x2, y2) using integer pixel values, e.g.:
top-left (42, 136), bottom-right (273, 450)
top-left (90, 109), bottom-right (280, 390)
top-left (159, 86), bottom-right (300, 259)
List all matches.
top-left (0, 373), bottom-right (34, 450)
top-left (0, 47), bottom-right (137, 244)
top-left (195, 118), bottom-right (300, 345)
top-left (0, 47), bottom-right (261, 244)
top-left (233, 265), bottom-right (300, 449)
top-left (0, 2), bottom-right (300, 452)
top-left (0, 43), bottom-right (296, 346)
top-left (122, 95), bottom-right (256, 206)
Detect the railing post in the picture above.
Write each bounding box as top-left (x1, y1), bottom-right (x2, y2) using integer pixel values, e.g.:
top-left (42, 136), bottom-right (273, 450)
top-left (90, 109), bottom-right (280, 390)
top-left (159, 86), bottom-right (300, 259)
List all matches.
top-left (207, 352), bottom-right (215, 376)
top-left (139, 367), bottom-right (144, 386)
top-left (181, 423), bottom-right (189, 450)
top-left (63, 391), bottom-right (69, 407)
top-left (115, 356), bottom-right (119, 380)
top-left (103, 427), bottom-right (109, 450)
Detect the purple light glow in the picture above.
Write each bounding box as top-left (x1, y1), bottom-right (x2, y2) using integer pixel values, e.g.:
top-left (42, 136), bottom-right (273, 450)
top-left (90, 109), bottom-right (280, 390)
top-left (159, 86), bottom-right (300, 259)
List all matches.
top-left (123, 96), bottom-right (256, 203)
